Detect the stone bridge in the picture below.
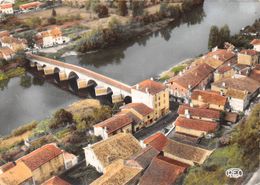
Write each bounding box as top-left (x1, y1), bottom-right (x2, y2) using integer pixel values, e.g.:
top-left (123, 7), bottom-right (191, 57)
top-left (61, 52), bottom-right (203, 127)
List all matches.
top-left (26, 53), bottom-right (132, 102)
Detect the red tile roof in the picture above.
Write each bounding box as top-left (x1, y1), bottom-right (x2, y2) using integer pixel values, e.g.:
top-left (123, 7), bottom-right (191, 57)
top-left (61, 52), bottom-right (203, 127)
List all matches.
top-left (211, 77), bottom-right (260, 94)
top-left (133, 79), bottom-right (166, 95)
top-left (163, 139), bottom-right (212, 164)
top-left (249, 68), bottom-right (260, 83)
top-left (216, 65), bottom-right (232, 74)
top-left (139, 156), bottom-right (188, 185)
top-left (191, 90), bottom-right (227, 106)
top-left (224, 112), bottom-right (238, 123)
top-left (206, 49), bottom-right (235, 62)
top-left (168, 63), bottom-right (214, 89)
top-left (121, 103), bottom-right (153, 116)
top-left (18, 143), bottom-right (63, 171)
top-left (0, 3), bottom-right (12, 9)
top-left (42, 176), bottom-right (71, 185)
top-left (143, 133), bottom-right (168, 151)
top-left (175, 117), bottom-right (218, 132)
top-left (127, 146), bottom-right (159, 169)
top-left (240, 49), bottom-right (258, 56)
top-left (178, 104), bottom-right (221, 120)
top-left (0, 162), bottom-right (15, 173)
top-left (250, 39), bottom-right (260, 45)
top-left (0, 31), bottom-right (10, 38)
top-left (19, 1), bottom-right (43, 10)
top-left (93, 114), bottom-right (133, 134)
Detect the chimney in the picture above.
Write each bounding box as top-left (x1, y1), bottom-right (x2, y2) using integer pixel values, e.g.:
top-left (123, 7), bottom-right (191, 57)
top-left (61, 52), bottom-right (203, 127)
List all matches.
top-left (150, 77), bottom-right (154, 81)
top-left (222, 82), bottom-right (226, 87)
top-left (188, 84), bottom-right (192, 89)
top-left (184, 109), bottom-right (190, 119)
top-left (190, 102), bottom-right (194, 107)
top-left (136, 84), bottom-right (139, 90)
top-left (228, 63), bottom-right (231, 66)
top-left (220, 90), bottom-right (224, 96)
top-left (145, 88), bottom-right (149, 93)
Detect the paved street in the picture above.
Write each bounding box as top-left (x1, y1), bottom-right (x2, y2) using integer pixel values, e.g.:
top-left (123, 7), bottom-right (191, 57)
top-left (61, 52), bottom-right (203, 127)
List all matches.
top-left (134, 111), bottom-right (178, 140)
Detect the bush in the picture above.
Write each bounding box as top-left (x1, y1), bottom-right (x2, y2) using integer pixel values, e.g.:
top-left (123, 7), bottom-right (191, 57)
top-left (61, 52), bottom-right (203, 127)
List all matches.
top-left (49, 109), bottom-right (73, 129)
top-left (11, 121), bottom-right (37, 136)
top-left (94, 4), bottom-right (109, 18)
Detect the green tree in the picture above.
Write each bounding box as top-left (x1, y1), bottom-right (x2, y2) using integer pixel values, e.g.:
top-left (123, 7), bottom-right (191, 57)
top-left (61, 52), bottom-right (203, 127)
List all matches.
top-left (20, 74), bottom-right (32, 88)
top-left (219, 24), bottom-right (230, 47)
top-left (132, 0), bottom-right (144, 17)
top-left (49, 109), bottom-right (73, 129)
top-left (208, 25), bottom-right (219, 50)
top-left (182, 0), bottom-right (193, 12)
top-left (76, 120), bottom-right (88, 132)
top-left (117, 0), bottom-right (128, 16)
top-left (25, 17), bottom-right (42, 28)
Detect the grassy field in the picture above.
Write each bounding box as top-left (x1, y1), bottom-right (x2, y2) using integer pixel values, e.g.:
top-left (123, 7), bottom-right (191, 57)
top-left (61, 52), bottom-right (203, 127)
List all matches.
top-left (18, 6), bottom-right (90, 21)
top-left (0, 130), bottom-right (32, 149)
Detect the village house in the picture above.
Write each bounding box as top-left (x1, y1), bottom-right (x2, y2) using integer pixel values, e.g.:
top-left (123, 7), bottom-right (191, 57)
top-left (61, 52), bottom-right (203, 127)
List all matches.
top-left (162, 139), bottom-right (213, 166)
top-left (170, 132), bottom-right (201, 145)
top-left (232, 63), bottom-right (251, 78)
top-left (167, 63), bottom-right (214, 101)
top-left (120, 103), bottom-right (154, 130)
top-left (139, 156), bottom-right (189, 185)
top-left (16, 143), bottom-right (65, 184)
top-left (63, 152), bottom-right (78, 170)
top-left (0, 3), bottom-right (13, 15)
top-left (251, 39), bottom-right (260, 52)
top-left (126, 146), bottom-right (160, 170)
top-left (226, 88), bottom-right (250, 112)
top-left (84, 133), bottom-right (142, 173)
top-left (41, 176), bottom-right (71, 185)
top-left (90, 159), bottom-right (143, 185)
top-left (35, 27), bottom-right (69, 48)
top-left (144, 133), bottom-right (213, 166)
top-left (131, 79), bottom-right (169, 120)
top-left (249, 64), bottom-right (260, 83)
top-left (0, 30), bottom-right (10, 38)
top-left (214, 64), bottom-right (234, 82)
top-left (177, 104), bottom-right (222, 122)
top-left (211, 76), bottom-right (260, 105)
top-left (19, 1), bottom-right (43, 12)
top-left (0, 162), bottom-right (34, 185)
top-left (193, 49), bottom-right (236, 69)
top-left (143, 132), bottom-right (168, 151)
top-left (238, 49), bottom-right (259, 66)
top-left (93, 102), bottom-right (156, 139)
top-left (0, 47), bottom-right (14, 60)
top-left (0, 36), bottom-right (27, 52)
top-left (191, 90), bottom-right (227, 111)
top-left (93, 113), bottom-right (135, 140)
top-left (174, 116), bottom-right (218, 137)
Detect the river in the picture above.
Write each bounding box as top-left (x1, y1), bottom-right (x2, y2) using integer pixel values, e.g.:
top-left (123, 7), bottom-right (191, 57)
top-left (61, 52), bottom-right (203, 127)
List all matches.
top-left (1, 0), bottom-right (260, 136)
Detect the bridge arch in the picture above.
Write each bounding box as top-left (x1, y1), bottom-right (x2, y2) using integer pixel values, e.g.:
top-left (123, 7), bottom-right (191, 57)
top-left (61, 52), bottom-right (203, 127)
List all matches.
top-left (124, 96), bottom-right (132, 104)
top-left (68, 71), bottom-right (79, 93)
top-left (53, 67), bottom-right (61, 83)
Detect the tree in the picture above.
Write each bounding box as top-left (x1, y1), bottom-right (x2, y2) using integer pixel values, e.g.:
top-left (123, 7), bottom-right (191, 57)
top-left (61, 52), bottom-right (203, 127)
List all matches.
top-left (76, 120), bottom-right (88, 132)
top-left (182, 0), bottom-right (193, 12)
top-left (132, 0), bottom-right (144, 17)
top-left (52, 8), bottom-right (57, 17)
top-left (94, 4), bottom-right (109, 18)
top-left (219, 24), bottom-right (230, 47)
top-left (25, 17), bottom-right (42, 28)
top-left (49, 109), bottom-right (73, 129)
top-left (208, 25), bottom-right (219, 50)
top-left (117, 0), bottom-right (128, 16)
top-left (20, 74), bottom-right (32, 88)
top-left (47, 16), bottom-right (56, 24)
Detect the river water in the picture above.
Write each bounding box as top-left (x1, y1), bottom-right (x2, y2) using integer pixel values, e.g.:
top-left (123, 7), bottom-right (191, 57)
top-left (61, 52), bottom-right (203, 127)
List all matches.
top-left (1, 0), bottom-right (260, 135)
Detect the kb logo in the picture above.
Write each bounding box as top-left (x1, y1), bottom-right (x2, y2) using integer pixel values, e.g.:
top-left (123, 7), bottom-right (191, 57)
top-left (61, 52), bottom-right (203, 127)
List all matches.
top-left (225, 168), bottom-right (243, 178)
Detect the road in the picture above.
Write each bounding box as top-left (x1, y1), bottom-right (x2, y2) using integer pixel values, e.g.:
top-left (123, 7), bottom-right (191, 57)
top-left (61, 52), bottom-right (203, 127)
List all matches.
top-left (134, 111), bottom-right (178, 140)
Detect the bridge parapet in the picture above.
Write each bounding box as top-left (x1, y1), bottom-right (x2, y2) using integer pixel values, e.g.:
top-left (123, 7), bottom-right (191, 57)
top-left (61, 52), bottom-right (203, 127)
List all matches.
top-left (26, 53), bottom-right (132, 97)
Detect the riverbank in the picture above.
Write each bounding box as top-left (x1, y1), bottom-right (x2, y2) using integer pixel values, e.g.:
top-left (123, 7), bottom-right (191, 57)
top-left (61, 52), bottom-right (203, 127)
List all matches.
top-left (0, 67), bottom-right (26, 81)
top-left (159, 58), bottom-right (194, 81)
